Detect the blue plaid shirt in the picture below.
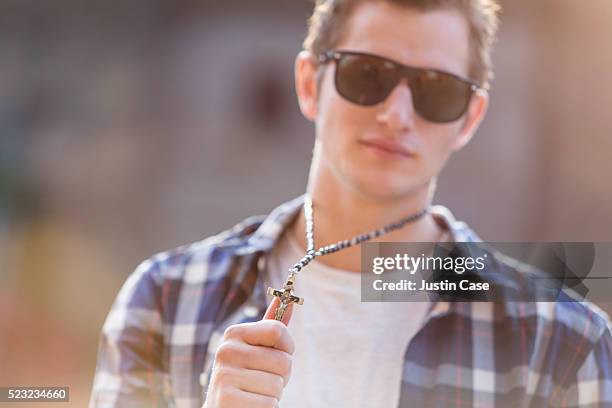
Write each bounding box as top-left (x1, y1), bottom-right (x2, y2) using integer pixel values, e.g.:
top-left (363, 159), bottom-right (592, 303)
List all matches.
top-left (90, 195), bottom-right (612, 407)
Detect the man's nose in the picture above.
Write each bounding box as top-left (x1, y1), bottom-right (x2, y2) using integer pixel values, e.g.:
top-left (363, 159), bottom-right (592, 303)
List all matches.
top-left (375, 80), bottom-right (416, 133)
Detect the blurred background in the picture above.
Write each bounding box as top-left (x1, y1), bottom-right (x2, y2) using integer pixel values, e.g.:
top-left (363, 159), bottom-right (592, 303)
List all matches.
top-left (1, 0), bottom-right (611, 406)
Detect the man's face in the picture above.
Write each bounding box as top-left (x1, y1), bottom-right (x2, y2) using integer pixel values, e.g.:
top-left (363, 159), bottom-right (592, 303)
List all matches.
top-left (296, 2), bottom-right (488, 201)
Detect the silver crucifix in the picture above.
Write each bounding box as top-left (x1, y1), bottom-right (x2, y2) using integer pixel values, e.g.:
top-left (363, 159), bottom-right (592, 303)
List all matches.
top-left (267, 273), bottom-right (304, 321)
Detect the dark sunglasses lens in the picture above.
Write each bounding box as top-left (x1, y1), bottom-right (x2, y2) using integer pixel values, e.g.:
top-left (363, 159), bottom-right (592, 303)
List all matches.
top-left (335, 54), bottom-right (397, 106)
top-left (410, 71), bottom-right (473, 123)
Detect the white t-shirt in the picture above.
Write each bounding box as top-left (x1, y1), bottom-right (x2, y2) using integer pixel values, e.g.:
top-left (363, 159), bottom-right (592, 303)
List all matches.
top-left (265, 232), bottom-right (430, 408)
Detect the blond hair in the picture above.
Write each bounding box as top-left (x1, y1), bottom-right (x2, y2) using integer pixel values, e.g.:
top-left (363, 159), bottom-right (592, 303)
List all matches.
top-left (303, 0), bottom-right (501, 89)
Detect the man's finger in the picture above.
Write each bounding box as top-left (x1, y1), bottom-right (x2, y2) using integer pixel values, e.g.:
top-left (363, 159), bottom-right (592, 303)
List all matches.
top-left (224, 319), bottom-right (295, 354)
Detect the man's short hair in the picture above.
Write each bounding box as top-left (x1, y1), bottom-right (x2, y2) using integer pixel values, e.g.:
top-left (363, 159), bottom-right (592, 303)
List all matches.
top-left (303, 0), bottom-right (502, 90)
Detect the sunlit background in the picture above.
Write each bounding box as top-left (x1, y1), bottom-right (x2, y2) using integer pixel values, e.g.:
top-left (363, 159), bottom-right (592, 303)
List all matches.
top-left (1, 0), bottom-right (612, 406)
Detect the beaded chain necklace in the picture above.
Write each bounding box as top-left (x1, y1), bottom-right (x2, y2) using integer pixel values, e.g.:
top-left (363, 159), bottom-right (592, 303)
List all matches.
top-left (267, 195), bottom-right (429, 321)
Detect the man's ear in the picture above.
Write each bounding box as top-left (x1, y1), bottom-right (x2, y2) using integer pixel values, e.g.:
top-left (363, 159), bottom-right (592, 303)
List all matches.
top-left (295, 50), bottom-right (319, 121)
top-left (451, 89), bottom-right (489, 151)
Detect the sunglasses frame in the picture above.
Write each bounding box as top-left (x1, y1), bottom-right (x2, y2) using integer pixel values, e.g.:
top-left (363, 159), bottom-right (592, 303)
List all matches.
top-left (318, 50), bottom-right (481, 123)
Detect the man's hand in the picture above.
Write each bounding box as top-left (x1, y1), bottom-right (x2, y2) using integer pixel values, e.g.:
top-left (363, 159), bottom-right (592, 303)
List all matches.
top-left (203, 298), bottom-right (295, 408)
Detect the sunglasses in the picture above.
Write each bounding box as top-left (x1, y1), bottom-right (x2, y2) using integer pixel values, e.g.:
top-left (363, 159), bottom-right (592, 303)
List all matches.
top-left (318, 50), bottom-right (480, 124)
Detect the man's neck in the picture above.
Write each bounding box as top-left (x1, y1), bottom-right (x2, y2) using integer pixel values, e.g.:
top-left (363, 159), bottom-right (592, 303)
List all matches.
top-left (288, 182), bottom-right (445, 273)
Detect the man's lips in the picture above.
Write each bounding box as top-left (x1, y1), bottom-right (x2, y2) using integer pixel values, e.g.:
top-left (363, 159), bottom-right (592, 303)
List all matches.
top-left (359, 138), bottom-right (417, 158)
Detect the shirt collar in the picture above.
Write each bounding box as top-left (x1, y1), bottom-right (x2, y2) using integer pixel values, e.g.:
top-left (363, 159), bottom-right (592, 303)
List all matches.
top-left (247, 195), bottom-right (305, 253)
top-left (248, 195), bottom-right (480, 250)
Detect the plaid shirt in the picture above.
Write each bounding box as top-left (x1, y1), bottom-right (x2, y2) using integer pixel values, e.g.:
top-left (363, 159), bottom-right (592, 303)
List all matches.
top-left (90, 195), bottom-right (612, 408)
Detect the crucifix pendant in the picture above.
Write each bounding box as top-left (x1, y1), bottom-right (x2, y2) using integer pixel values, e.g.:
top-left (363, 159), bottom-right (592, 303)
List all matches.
top-left (267, 273), bottom-right (304, 321)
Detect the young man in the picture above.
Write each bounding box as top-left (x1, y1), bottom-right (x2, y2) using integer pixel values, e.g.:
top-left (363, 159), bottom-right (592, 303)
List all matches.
top-left (90, 1), bottom-right (612, 407)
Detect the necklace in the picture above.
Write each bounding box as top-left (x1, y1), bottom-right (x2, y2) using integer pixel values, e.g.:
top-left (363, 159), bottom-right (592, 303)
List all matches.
top-left (267, 195), bottom-right (430, 321)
